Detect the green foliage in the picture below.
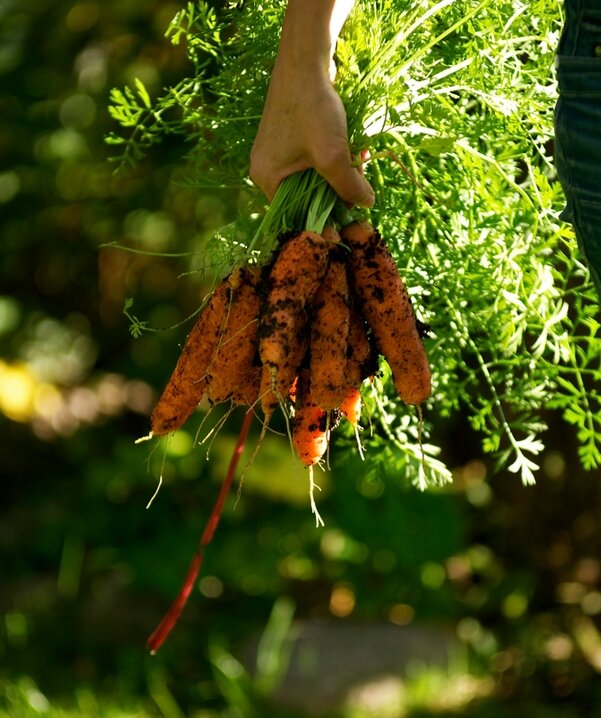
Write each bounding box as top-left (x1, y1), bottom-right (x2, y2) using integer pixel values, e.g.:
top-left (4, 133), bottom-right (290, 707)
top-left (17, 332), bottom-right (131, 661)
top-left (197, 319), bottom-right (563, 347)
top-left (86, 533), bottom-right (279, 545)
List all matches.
top-left (10, 0), bottom-right (601, 716)
top-left (106, 0), bottom-right (276, 182)
top-left (106, 0), bottom-right (601, 485)
top-left (337, 0), bottom-right (601, 486)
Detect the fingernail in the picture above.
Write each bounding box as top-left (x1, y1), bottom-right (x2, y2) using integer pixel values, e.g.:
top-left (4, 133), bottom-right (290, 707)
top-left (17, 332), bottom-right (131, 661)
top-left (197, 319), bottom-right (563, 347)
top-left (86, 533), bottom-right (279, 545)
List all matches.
top-left (361, 191), bottom-right (375, 208)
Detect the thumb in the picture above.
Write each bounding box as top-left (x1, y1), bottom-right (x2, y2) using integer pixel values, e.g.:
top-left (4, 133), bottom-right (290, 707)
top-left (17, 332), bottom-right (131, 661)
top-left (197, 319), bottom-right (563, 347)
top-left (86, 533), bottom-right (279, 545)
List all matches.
top-left (325, 164), bottom-right (375, 208)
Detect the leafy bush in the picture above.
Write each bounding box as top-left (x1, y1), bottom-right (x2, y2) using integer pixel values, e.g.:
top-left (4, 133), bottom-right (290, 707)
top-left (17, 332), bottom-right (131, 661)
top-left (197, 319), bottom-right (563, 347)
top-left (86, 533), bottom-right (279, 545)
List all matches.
top-left (107, 0), bottom-right (601, 486)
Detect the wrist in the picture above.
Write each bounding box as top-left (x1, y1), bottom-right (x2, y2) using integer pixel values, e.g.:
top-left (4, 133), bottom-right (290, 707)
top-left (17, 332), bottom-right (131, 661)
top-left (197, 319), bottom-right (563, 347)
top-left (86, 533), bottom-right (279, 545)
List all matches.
top-left (275, 0), bottom-right (355, 77)
top-left (276, 6), bottom-right (332, 77)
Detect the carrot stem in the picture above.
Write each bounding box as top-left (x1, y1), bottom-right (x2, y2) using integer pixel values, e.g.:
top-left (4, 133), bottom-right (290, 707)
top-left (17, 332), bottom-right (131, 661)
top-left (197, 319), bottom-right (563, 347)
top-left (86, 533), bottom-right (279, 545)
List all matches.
top-left (146, 408), bottom-right (254, 654)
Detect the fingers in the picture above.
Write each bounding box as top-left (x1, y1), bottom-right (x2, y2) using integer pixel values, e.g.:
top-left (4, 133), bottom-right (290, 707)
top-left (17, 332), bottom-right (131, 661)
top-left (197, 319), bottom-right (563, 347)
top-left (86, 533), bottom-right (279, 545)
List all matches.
top-left (250, 148), bottom-right (374, 208)
top-left (249, 153), bottom-right (310, 203)
top-left (312, 144), bottom-right (374, 208)
top-left (317, 155), bottom-right (375, 208)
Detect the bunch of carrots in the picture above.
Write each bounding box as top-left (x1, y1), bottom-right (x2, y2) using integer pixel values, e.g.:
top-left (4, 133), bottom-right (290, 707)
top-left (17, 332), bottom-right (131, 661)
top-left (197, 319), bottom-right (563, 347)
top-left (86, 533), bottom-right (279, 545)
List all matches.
top-left (142, 218), bottom-right (431, 653)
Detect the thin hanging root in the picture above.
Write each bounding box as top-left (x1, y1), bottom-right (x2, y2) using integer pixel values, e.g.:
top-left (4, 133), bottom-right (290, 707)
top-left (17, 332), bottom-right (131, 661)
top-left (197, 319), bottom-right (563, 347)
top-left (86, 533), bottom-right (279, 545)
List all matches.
top-left (198, 404), bottom-right (235, 458)
top-left (279, 399), bottom-right (294, 454)
top-left (354, 423), bottom-right (365, 461)
top-left (261, 369), bottom-right (295, 454)
top-left (235, 415), bottom-right (269, 506)
top-left (234, 382), bottom-right (294, 507)
top-left (249, 393), bottom-right (286, 437)
top-left (416, 404), bottom-right (427, 473)
top-left (308, 466), bottom-right (324, 528)
top-left (199, 409), bottom-right (253, 547)
top-left (193, 403), bottom-right (215, 446)
top-left (145, 431), bottom-right (172, 509)
top-left (415, 404), bottom-right (428, 491)
top-left (135, 431), bottom-right (154, 444)
top-left (147, 408), bottom-right (254, 655)
top-left (146, 473), bottom-right (163, 510)
top-left (142, 430), bottom-right (164, 471)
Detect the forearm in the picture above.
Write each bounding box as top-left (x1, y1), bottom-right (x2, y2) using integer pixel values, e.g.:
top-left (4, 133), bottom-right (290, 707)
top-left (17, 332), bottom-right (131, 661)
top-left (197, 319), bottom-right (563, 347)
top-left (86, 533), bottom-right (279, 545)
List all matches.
top-left (275, 0), bottom-right (355, 75)
top-left (250, 0), bottom-right (373, 207)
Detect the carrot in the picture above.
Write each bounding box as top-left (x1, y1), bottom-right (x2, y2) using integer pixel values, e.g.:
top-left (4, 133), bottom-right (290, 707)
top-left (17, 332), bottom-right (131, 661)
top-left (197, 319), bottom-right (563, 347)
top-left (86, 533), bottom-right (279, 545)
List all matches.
top-left (309, 244), bottom-right (351, 411)
top-left (258, 230), bottom-right (334, 417)
top-left (292, 370), bottom-right (329, 467)
top-left (259, 331), bottom-right (308, 418)
top-left (150, 275), bottom-right (230, 436)
top-left (342, 221), bottom-right (431, 406)
top-left (229, 360), bottom-right (262, 407)
top-left (345, 308), bottom-right (376, 389)
top-left (147, 408), bottom-right (254, 654)
top-left (340, 386), bottom-right (362, 426)
top-left (206, 266), bottom-right (262, 406)
top-left (334, 308), bottom-right (377, 427)
top-left (339, 382), bottom-right (366, 462)
top-left (288, 376), bottom-right (299, 404)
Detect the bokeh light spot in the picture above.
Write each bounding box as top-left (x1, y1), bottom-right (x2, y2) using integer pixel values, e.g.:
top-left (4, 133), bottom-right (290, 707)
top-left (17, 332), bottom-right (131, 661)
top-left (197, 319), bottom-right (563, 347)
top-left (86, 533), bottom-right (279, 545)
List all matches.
top-left (388, 603), bottom-right (415, 626)
top-left (329, 583), bottom-right (355, 617)
top-left (66, 2), bottom-right (100, 32)
top-left (0, 171), bottom-right (21, 203)
top-left (60, 94), bottom-right (96, 130)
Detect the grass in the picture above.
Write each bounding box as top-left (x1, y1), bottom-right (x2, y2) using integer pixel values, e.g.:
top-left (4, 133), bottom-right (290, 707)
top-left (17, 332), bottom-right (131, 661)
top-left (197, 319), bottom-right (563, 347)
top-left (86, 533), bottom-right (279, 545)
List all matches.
top-left (0, 676), bottom-right (156, 718)
top-left (0, 669), bottom-right (594, 718)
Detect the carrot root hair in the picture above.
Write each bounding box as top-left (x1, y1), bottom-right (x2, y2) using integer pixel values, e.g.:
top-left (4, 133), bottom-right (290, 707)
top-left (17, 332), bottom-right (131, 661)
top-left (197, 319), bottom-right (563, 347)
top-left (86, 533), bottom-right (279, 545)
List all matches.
top-left (308, 465), bottom-right (325, 528)
top-left (354, 423), bottom-right (365, 462)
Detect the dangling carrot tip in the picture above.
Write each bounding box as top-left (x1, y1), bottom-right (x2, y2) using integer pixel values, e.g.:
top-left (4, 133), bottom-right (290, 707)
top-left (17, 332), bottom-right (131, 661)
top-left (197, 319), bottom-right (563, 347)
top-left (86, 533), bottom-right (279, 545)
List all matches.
top-left (145, 409), bottom-right (254, 653)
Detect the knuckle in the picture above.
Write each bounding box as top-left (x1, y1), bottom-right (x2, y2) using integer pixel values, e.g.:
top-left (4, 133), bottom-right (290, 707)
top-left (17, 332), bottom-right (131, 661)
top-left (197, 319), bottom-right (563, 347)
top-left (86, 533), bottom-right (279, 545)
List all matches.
top-left (314, 145), bottom-right (350, 174)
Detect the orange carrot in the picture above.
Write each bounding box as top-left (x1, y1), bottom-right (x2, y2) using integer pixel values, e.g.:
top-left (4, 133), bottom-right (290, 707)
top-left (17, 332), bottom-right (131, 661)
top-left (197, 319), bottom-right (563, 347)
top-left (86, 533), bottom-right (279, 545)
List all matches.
top-left (147, 408), bottom-right (254, 654)
top-left (259, 331), bottom-right (308, 417)
top-left (288, 376), bottom-right (299, 404)
top-left (292, 370), bottom-right (329, 467)
top-left (150, 276), bottom-right (230, 436)
top-left (334, 308), bottom-right (377, 427)
top-left (340, 386), bottom-right (362, 426)
top-left (342, 221), bottom-right (431, 406)
top-left (229, 360), bottom-right (262, 407)
top-left (206, 266), bottom-right (262, 406)
top-left (258, 230), bottom-right (334, 417)
top-left (345, 307), bottom-right (377, 389)
top-left (309, 244), bottom-right (351, 411)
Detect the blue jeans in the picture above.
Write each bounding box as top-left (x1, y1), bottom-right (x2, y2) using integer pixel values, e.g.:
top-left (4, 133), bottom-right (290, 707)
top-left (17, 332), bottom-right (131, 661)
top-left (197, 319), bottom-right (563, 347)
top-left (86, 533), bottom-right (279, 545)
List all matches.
top-left (554, 0), bottom-right (601, 299)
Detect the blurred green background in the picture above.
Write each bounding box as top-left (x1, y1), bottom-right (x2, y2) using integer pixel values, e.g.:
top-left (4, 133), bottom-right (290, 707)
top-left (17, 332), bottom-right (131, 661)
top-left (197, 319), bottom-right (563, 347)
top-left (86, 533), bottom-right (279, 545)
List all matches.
top-left (2, 1), bottom-right (601, 716)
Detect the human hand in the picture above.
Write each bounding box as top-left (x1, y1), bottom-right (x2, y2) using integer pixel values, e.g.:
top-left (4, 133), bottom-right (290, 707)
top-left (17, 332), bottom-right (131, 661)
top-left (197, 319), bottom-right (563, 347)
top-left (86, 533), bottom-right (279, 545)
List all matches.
top-left (249, 24), bottom-right (374, 207)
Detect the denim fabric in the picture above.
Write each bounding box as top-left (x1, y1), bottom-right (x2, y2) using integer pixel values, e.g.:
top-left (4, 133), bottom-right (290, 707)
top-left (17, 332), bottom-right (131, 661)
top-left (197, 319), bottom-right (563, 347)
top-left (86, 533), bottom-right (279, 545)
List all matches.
top-left (554, 0), bottom-right (601, 298)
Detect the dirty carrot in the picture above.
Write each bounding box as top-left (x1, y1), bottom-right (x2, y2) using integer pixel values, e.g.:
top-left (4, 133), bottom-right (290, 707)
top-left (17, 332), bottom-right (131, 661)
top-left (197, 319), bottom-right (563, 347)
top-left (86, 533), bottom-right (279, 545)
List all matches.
top-left (259, 331), bottom-right (308, 419)
top-left (345, 307), bottom-right (377, 389)
top-left (150, 275), bottom-right (230, 436)
top-left (342, 221), bottom-right (431, 406)
top-left (340, 386), bottom-right (362, 426)
top-left (336, 307), bottom-right (377, 427)
top-left (258, 230), bottom-right (333, 417)
top-left (292, 370), bottom-right (329, 467)
top-left (309, 242), bottom-right (351, 411)
top-left (206, 266), bottom-right (262, 406)
top-left (229, 359), bottom-right (262, 407)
